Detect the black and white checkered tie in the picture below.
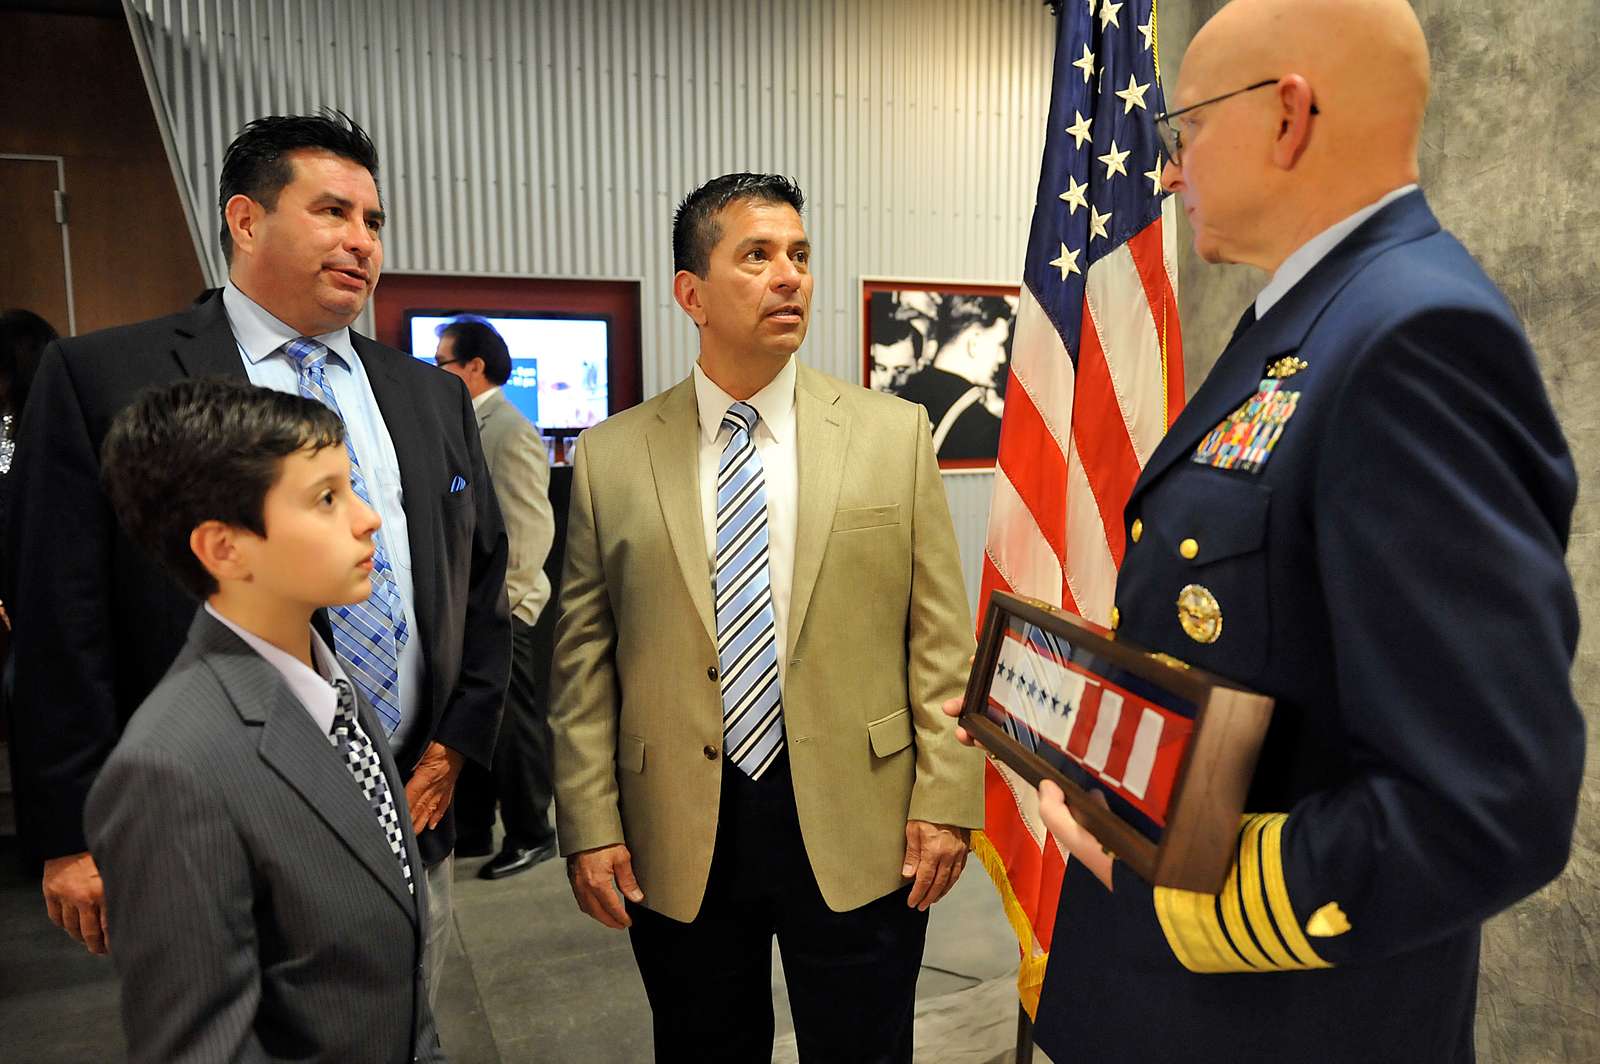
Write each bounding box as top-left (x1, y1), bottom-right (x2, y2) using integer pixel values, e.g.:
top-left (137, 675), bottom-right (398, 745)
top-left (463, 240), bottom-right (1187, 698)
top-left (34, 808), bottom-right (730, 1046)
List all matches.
top-left (329, 678), bottom-right (414, 895)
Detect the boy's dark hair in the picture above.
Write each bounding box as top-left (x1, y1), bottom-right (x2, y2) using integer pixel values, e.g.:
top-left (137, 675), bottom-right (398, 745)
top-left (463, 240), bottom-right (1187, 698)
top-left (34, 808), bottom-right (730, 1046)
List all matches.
top-left (437, 317), bottom-right (512, 385)
top-left (672, 173), bottom-right (805, 276)
top-left (101, 378), bottom-right (345, 599)
top-left (217, 109), bottom-right (380, 262)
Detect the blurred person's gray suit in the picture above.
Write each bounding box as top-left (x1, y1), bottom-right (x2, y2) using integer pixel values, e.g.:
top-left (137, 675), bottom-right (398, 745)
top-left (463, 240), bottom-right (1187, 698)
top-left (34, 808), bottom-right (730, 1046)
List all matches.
top-left (455, 386), bottom-right (559, 864)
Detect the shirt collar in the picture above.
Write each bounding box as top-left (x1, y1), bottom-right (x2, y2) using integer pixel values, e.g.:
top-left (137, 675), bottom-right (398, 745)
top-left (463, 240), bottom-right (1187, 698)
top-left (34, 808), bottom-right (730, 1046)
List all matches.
top-left (692, 356), bottom-right (798, 445)
top-left (223, 280), bottom-right (358, 370)
top-left (1255, 184), bottom-right (1419, 319)
top-left (204, 603), bottom-right (350, 736)
top-left (470, 385), bottom-right (501, 412)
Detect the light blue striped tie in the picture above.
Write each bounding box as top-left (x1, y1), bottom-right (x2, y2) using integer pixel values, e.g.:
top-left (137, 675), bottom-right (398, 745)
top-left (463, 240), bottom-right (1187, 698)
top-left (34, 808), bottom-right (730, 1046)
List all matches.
top-left (715, 402), bottom-right (785, 780)
top-left (283, 338), bottom-right (409, 735)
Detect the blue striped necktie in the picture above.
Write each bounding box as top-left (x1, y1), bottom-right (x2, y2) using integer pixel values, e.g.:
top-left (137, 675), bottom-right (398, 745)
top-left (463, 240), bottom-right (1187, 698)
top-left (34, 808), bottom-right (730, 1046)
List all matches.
top-left (715, 402), bottom-right (785, 780)
top-left (282, 338), bottom-right (409, 735)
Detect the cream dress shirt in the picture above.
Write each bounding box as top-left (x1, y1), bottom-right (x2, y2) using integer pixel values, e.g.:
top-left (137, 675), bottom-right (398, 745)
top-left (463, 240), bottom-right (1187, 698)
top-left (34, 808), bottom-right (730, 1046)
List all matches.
top-left (692, 356), bottom-right (799, 689)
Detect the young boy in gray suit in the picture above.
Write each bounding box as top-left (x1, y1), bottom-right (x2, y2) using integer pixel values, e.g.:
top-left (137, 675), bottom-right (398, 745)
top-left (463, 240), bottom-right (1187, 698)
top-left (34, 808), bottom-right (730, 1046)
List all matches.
top-left (88, 378), bottom-right (445, 1064)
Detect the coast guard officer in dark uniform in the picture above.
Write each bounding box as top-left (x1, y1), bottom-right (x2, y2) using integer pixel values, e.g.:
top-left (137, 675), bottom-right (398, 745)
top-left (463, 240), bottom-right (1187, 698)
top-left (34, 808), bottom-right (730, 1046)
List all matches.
top-left (955, 1), bottom-right (1586, 1061)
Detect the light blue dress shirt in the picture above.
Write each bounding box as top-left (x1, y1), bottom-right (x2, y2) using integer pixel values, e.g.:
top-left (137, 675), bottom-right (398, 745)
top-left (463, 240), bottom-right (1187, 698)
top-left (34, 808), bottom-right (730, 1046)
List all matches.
top-left (1255, 184), bottom-right (1419, 319)
top-left (222, 282), bottom-right (426, 756)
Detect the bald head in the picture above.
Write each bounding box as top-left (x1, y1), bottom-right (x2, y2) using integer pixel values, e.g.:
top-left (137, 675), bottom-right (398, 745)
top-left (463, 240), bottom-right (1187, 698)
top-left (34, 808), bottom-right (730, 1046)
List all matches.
top-left (1194, 0), bottom-right (1428, 158)
top-left (1166, 0), bottom-right (1431, 270)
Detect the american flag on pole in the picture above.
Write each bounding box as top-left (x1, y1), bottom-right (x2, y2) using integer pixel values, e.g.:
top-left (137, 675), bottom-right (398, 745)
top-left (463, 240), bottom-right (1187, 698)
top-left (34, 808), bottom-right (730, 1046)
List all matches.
top-left (971, 0), bottom-right (1183, 1015)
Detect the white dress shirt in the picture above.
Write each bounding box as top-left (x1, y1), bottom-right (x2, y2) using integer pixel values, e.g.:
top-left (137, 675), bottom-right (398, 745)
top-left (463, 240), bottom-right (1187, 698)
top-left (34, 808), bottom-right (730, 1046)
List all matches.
top-left (470, 385), bottom-right (500, 412)
top-left (1255, 184), bottom-right (1419, 319)
top-left (693, 357), bottom-right (799, 688)
top-left (221, 282), bottom-right (425, 754)
top-left (204, 603), bottom-right (361, 740)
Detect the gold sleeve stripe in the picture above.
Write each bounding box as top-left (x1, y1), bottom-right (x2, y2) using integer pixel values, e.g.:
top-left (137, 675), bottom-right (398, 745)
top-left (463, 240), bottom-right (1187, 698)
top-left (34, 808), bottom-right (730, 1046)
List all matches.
top-left (1153, 813), bottom-right (1333, 974)
top-left (1260, 814), bottom-right (1331, 969)
top-left (1155, 882), bottom-right (1246, 973)
top-left (1237, 814), bottom-right (1298, 969)
top-left (1218, 821), bottom-right (1272, 970)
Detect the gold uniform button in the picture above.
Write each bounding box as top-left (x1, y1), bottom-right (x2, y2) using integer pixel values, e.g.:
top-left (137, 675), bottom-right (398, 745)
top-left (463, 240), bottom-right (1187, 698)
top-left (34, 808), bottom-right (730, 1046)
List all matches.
top-left (1110, 606), bottom-right (1121, 630)
top-left (1179, 537), bottom-right (1199, 560)
top-left (1130, 518), bottom-right (1143, 544)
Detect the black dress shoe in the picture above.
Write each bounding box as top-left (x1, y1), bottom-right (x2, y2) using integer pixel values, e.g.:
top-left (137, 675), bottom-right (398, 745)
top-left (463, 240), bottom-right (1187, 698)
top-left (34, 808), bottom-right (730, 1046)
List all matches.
top-left (478, 839), bottom-right (558, 880)
top-left (455, 833), bottom-right (494, 859)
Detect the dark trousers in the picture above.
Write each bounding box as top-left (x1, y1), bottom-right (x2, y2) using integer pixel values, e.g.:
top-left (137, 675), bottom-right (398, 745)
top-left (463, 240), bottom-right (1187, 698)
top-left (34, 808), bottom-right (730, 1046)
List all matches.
top-left (457, 609), bottom-right (556, 849)
top-left (627, 754), bottom-right (928, 1064)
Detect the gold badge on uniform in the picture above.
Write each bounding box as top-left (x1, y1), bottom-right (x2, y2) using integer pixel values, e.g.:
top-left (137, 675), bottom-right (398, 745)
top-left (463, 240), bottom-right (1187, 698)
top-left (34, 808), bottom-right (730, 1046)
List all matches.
top-left (1266, 355), bottom-right (1308, 379)
top-left (1176, 584), bottom-right (1222, 644)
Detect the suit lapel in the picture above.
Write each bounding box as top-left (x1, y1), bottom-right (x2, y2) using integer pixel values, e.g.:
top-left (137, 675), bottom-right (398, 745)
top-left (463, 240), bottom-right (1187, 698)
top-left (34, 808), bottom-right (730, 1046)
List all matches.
top-left (256, 693), bottom-right (418, 916)
top-left (786, 366), bottom-right (849, 660)
top-left (1130, 189), bottom-right (1443, 506)
top-left (190, 612), bottom-right (418, 918)
top-left (169, 290), bottom-right (252, 381)
top-left (1129, 321), bottom-right (1283, 500)
top-left (646, 379), bottom-right (716, 645)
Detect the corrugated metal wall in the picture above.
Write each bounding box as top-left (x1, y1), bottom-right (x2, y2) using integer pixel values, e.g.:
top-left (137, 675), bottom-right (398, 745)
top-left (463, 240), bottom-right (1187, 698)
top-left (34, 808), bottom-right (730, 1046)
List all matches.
top-left (124, 0), bottom-right (1057, 605)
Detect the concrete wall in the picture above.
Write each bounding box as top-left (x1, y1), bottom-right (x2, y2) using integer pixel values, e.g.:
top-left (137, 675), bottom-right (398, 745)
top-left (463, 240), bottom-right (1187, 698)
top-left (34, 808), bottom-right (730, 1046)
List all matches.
top-left (1157, 3), bottom-right (1600, 1060)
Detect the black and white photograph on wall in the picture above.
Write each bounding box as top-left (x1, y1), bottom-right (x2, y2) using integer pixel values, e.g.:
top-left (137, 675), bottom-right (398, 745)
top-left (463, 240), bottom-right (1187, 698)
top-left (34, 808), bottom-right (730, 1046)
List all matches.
top-left (862, 279), bottom-right (1020, 471)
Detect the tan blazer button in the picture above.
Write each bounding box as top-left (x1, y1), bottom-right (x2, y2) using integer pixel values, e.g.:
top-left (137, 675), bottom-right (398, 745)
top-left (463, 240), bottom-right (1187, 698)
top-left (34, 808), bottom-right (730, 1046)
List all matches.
top-left (703, 744), bottom-right (719, 760)
top-left (707, 665), bottom-right (719, 681)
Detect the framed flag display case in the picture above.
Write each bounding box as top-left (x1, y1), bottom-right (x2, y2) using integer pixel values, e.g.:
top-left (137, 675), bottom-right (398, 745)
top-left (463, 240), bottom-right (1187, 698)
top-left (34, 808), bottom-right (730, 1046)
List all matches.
top-left (958, 591), bottom-right (1274, 894)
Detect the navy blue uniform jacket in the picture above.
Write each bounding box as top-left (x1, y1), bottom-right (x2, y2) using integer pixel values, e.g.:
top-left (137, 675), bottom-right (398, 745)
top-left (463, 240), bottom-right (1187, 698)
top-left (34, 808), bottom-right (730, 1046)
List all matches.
top-left (1035, 191), bottom-right (1583, 1063)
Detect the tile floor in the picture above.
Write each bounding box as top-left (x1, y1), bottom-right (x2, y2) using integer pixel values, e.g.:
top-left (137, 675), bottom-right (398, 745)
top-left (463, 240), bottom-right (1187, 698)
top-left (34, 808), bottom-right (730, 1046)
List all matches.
top-left (0, 834), bottom-right (1052, 1063)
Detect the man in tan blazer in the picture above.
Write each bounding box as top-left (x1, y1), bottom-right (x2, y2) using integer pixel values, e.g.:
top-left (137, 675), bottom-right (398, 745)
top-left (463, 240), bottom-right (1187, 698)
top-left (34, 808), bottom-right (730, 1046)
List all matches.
top-left (434, 318), bottom-right (560, 880)
top-left (551, 173), bottom-right (983, 1063)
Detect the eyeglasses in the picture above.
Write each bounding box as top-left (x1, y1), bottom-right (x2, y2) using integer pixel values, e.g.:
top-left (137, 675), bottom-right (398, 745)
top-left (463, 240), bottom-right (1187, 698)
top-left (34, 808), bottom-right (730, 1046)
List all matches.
top-left (1153, 78), bottom-right (1319, 164)
top-left (434, 357), bottom-right (463, 369)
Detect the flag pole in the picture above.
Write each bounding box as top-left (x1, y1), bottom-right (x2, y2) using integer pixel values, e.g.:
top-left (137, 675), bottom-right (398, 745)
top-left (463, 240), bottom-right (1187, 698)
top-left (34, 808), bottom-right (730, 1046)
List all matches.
top-left (1016, 1004), bottom-right (1036, 1062)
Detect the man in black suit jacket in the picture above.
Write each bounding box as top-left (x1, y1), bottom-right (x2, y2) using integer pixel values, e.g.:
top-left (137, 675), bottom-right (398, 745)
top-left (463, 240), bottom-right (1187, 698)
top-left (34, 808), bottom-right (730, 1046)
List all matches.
top-left (6, 111), bottom-right (509, 997)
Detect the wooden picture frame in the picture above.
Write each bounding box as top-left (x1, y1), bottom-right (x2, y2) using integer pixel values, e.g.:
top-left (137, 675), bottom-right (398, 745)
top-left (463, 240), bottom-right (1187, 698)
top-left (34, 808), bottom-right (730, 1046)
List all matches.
top-left (860, 277), bottom-right (1019, 472)
top-left (959, 591), bottom-right (1275, 894)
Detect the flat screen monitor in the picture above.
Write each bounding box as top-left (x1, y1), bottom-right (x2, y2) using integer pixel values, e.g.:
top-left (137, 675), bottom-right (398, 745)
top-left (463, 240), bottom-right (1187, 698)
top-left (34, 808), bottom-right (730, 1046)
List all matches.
top-left (404, 310), bottom-right (612, 431)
